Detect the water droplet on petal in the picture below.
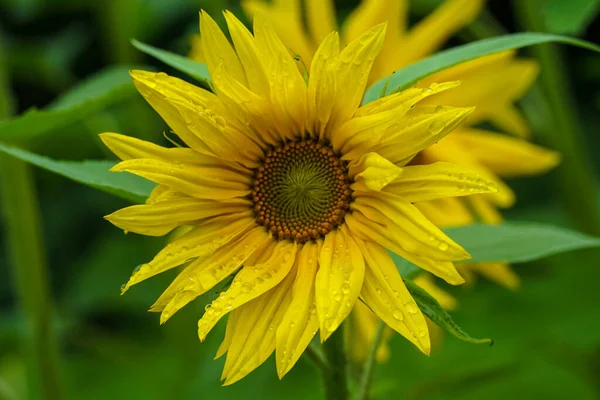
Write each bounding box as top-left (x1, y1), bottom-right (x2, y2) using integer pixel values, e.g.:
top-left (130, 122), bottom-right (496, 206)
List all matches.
top-left (405, 302), bottom-right (419, 314)
top-left (392, 309), bottom-right (404, 321)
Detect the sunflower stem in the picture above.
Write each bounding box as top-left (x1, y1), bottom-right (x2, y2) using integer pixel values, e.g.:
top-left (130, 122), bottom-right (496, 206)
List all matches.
top-left (0, 37), bottom-right (65, 400)
top-left (306, 341), bottom-right (330, 372)
top-left (514, 0), bottom-right (600, 236)
top-left (320, 326), bottom-right (350, 400)
top-left (355, 322), bottom-right (384, 400)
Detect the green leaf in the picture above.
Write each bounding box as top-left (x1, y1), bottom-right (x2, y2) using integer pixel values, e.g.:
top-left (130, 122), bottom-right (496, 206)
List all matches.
top-left (363, 33), bottom-right (600, 104)
top-left (391, 222), bottom-right (600, 279)
top-left (0, 66), bottom-right (139, 142)
top-left (446, 222), bottom-right (600, 263)
top-left (131, 39), bottom-right (210, 86)
top-left (542, 0), bottom-right (599, 35)
top-left (0, 143), bottom-right (154, 203)
top-left (405, 279), bottom-right (493, 346)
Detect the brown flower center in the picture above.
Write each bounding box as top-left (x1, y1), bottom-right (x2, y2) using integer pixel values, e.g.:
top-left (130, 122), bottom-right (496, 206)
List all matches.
top-left (251, 140), bottom-right (352, 243)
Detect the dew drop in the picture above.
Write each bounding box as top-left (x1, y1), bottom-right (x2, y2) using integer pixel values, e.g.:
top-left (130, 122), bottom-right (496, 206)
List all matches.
top-left (392, 309), bottom-right (404, 321)
top-left (341, 284), bottom-right (351, 294)
top-left (428, 120), bottom-right (445, 135)
top-left (438, 242), bottom-right (449, 251)
top-left (418, 330), bottom-right (427, 338)
top-left (405, 302), bottom-right (419, 314)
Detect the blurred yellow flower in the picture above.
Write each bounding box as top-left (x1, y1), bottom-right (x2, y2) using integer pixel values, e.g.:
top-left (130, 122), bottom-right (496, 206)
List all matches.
top-left (104, 11), bottom-right (497, 384)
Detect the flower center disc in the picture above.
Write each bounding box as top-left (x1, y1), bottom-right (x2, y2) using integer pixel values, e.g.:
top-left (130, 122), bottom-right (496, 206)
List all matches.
top-left (251, 140), bottom-right (352, 243)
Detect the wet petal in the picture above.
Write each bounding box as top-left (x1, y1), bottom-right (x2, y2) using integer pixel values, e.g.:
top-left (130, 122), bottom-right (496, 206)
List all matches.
top-left (276, 241), bottom-right (320, 378)
top-left (326, 24), bottom-right (386, 133)
top-left (220, 267), bottom-right (296, 385)
top-left (151, 227), bottom-right (272, 318)
top-left (121, 213), bottom-right (255, 293)
top-left (110, 158), bottom-right (251, 200)
top-left (371, 105), bottom-right (474, 166)
top-left (200, 11), bottom-right (247, 86)
top-left (353, 192), bottom-right (470, 261)
top-left (105, 196), bottom-right (251, 236)
top-left (349, 152), bottom-right (402, 192)
top-left (253, 12), bottom-right (307, 137)
top-left (316, 227), bottom-right (365, 341)
top-left (306, 31), bottom-right (340, 139)
top-left (345, 212), bottom-right (464, 285)
top-left (385, 162), bottom-right (498, 202)
top-left (197, 240), bottom-right (297, 341)
top-left (356, 238), bottom-right (430, 354)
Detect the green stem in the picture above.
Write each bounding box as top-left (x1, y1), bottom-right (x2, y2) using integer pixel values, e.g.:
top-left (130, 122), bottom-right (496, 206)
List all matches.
top-left (320, 327), bottom-right (349, 400)
top-left (514, 0), bottom-right (600, 235)
top-left (306, 342), bottom-right (330, 372)
top-left (355, 322), bottom-right (384, 400)
top-left (0, 158), bottom-right (65, 400)
top-left (0, 36), bottom-right (64, 400)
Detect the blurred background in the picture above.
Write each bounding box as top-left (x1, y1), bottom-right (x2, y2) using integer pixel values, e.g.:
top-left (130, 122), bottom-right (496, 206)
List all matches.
top-left (0, 0), bottom-right (599, 399)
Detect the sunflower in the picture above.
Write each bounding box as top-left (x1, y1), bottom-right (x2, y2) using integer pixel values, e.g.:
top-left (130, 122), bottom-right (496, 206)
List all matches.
top-left (103, 11), bottom-right (498, 384)
top-left (232, 0), bottom-right (560, 291)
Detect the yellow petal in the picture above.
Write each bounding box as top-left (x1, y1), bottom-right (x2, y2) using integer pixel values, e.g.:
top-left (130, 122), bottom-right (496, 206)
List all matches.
top-left (488, 104), bottom-right (532, 139)
top-left (211, 61), bottom-right (282, 146)
top-left (356, 81), bottom-right (462, 116)
top-left (327, 23), bottom-right (387, 132)
top-left (468, 195), bottom-right (504, 224)
top-left (349, 152), bottom-right (403, 192)
top-left (99, 132), bottom-right (198, 163)
top-left (415, 197), bottom-right (475, 228)
top-left (110, 158), bottom-right (251, 200)
top-left (419, 56), bottom-right (539, 138)
top-left (199, 11), bottom-right (247, 86)
top-left (306, 31), bottom-right (340, 139)
top-left (454, 129), bottom-right (560, 177)
top-left (223, 11), bottom-right (270, 97)
top-left (345, 212), bottom-right (464, 285)
top-left (316, 227), bottom-right (365, 342)
top-left (356, 239), bottom-right (431, 354)
top-left (306, 0), bottom-right (337, 47)
top-left (242, 0), bottom-right (314, 66)
top-left (221, 268), bottom-right (296, 385)
top-left (253, 12), bottom-right (307, 137)
top-left (276, 241), bottom-right (320, 378)
top-left (422, 133), bottom-right (515, 208)
top-left (342, 0), bottom-right (408, 83)
top-left (99, 132), bottom-right (252, 176)
top-left (197, 240), bottom-right (297, 341)
top-left (373, 105), bottom-right (474, 166)
top-left (215, 308), bottom-right (239, 359)
top-left (130, 70), bottom-right (262, 166)
top-left (385, 162), bottom-right (498, 202)
top-left (353, 192), bottom-right (470, 261)
top-left (335, 82), bottom-right (463, 158)
top-left (121, 212), bottom-right (255, 293)
top-left (465, 262), bottom-right (520, 290)
top-left (151, 227), bottom-right (272, 317)
top-left (105, 196), bottom-right (251, 236)
top-left (398, 0), bottom-right (484, 64)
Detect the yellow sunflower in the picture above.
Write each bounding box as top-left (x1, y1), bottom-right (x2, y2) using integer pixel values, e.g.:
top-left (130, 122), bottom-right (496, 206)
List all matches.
top-left (232, 0), bottom-right (560, 291)
top-left (103, 11), bottom-right (498, 383)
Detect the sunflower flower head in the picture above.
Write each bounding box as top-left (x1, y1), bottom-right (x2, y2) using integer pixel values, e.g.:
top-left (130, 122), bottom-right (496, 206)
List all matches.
top-left (102, 10), bottom-right (498, 384)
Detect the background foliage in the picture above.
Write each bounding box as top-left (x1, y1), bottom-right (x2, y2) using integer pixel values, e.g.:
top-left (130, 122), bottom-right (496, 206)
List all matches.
top-left (0, 0), bottom-right (599, 399)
